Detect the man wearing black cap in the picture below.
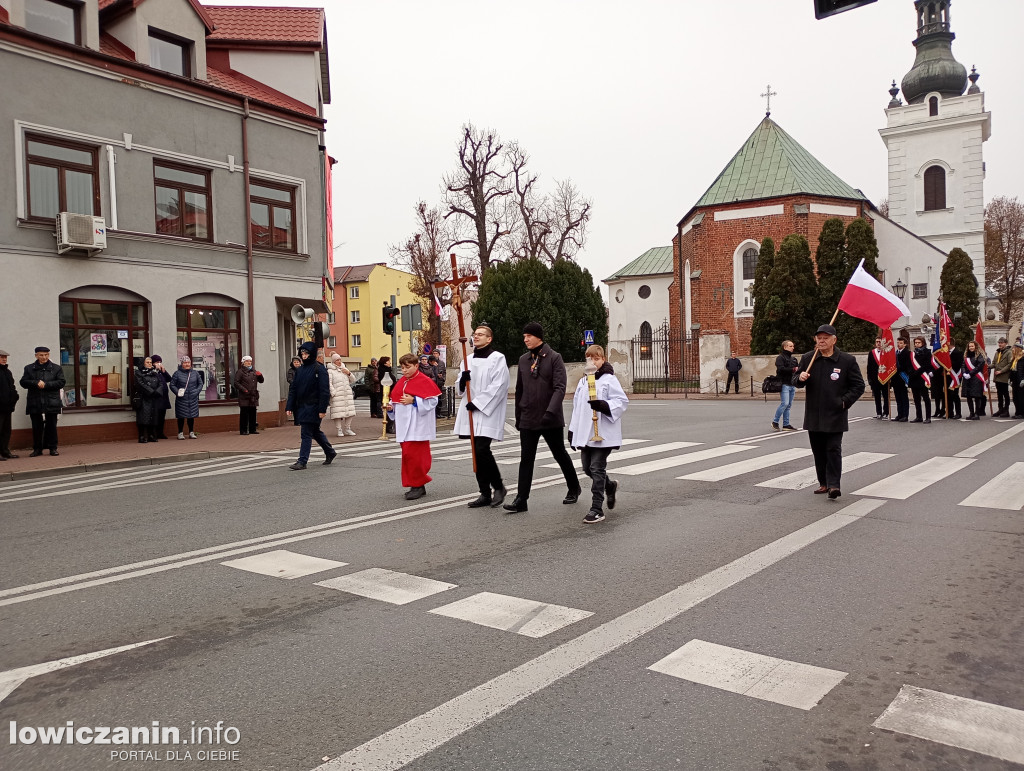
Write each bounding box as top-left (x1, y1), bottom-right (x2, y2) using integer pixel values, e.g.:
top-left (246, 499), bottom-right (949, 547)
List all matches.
top-left (795, 324), bottom-right (865, 500)
top-left (0, 349), bottom-right (19, 460)
top-left (503, 322), bottom-right (581, 513)
top-left (19, 347), bottom-right (66, 457)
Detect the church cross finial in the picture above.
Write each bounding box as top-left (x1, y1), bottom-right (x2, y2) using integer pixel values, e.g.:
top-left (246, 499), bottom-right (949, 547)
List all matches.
top-left (760, 85), bottom-right (777, 117)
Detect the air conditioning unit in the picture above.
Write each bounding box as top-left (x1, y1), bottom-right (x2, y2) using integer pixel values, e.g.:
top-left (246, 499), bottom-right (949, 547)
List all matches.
top-left (56, 212), bottom-right (107, 255)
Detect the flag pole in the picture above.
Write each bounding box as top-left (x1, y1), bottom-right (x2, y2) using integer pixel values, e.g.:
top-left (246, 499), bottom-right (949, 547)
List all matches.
top-left (943, 370), bottom-right (949, 419)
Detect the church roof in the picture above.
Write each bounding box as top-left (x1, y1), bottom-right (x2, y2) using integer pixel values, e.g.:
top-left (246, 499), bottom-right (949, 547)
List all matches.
top-left (692, 117), bottom-right (866, 210)
top-left (603, 246), bottom-right (673, 283)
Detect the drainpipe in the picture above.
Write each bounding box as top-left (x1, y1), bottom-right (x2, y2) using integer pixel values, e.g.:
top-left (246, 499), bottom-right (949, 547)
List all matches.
top-left (241, 98), bottom-right (256, 359)
top-left (105, 145), bottom-right (118, 231)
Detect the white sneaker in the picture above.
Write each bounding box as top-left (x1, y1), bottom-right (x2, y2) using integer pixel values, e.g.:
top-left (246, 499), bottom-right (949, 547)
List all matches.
top-left (337, 431), bottom-right (345, 437)
top-left (345, 429), bottom-right (356, 436)
top-left (189, 432), bottom-right (198, 439)
top-left (177, 432), bottom-right (185, 440)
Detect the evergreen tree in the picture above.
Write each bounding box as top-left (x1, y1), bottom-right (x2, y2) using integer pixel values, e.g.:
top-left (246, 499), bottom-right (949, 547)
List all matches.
top-left (940, 247), bottom-right (980, 348)
top-left (750, 234), bottom-right (819, 354)
top-left (749, 237), bottom-right (776, 354)
top-left (840, 218), bottom-right (883, 351)
top-left (814, 218), bottom-right (848, 325)
top-left (471, 258), bottom-right (607, 362)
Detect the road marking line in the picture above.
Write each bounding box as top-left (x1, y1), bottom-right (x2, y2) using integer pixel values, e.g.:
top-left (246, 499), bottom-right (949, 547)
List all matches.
top-left (954, 421), bottom-right (1024, 458)
top-left (315, 568), bottom-right (456, 605)
top-left (648, 639), bottom-right (847, 710)
top-left (429, 592), bottom-right (593, 638)
top-left (540, 441), bottom-right (699, 468)
top-left (852, 456), bottom-right (975, 499)
top-left (221, 550), bottom-right (348, 579)
top-left (677, 448), bottom-right (812, 482)
top-left (756, 452), bottom-right (894, 490)
top-left (958, 462), bottom-right (1024, 510)
top-left (447, 438), bottom-right (649, 464)
top-left (612, 445), bottom-right (752, 476)
top-left (873, 685), bottom-right (1024, 764)
top-left (311, 499), bottom-right (885, 771)
top-left (336, 436), bottom-right (464, 457)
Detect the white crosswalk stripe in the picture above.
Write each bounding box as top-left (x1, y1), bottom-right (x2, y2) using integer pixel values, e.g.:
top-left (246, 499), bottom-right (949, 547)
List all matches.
top-left (852, 456), bottom-right (975, 499)
top-left (430, 592), bottom-right (593, 638)
top-left (540, 441), bottom-right (698, 468)
top-left (756, 452), bottom-right (895, 490)
top-left (959, 461), bottom-right (1024, 510)
top-left (612, 445), bottom-right (753, 476)
top-left (677, 448), bottom-right (813, 482)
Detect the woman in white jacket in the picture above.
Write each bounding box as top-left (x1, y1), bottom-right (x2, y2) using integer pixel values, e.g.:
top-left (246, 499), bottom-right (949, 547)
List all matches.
top-left (327, 353), bottom-right (357, 436)
top-left (567, 345), bottom-right (629, 523)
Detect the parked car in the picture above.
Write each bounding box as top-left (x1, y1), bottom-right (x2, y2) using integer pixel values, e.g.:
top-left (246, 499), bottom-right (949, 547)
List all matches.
top-left (350, 373), bottom-right (371, 399)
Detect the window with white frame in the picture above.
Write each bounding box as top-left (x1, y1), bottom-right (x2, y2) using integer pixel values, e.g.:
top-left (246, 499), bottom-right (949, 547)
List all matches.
top-left (351, 334), bottom-right (361, 347)
top-left (349, 286), bottom-right (359, 299)
top-left (328, 336), bottom-right (337, 348)
top-left (26, 135), bottom-right (100, 220)
top-left (327, 312), bottom-right (336, 324)
top-left (25, 0), bottom-right (81, 45)
top-left (912, 283), bottom-right (928, 300)
top-left (350, 310), bottom-right (360, 323)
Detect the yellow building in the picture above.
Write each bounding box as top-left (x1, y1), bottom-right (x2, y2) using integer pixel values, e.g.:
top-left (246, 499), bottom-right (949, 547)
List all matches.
top-left (331, 263), bottom-right (423, 366)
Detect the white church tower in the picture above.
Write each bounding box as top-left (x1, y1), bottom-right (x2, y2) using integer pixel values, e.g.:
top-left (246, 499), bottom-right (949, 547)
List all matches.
top-left (879, 0), bottom-right (991, 286)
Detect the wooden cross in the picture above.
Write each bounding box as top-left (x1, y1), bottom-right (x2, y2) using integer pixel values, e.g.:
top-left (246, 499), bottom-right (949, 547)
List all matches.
top-left (761, 84), bottom-right (777, 117)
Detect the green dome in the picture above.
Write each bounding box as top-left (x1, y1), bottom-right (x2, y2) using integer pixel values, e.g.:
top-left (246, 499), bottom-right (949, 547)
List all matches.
top-left (901, 31), bottom-right (967, 103)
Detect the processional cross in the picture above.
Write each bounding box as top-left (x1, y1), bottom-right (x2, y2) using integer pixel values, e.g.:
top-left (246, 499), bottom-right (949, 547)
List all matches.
top-left (761, 84), bottom-right (777, 117)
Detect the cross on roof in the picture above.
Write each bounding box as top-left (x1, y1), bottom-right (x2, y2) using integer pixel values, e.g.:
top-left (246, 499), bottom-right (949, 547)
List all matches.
top-left (761, 84), bottom-right (777, 117)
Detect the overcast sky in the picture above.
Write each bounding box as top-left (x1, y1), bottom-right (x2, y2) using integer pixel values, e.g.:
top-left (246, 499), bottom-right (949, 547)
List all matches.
top-left (222, 0), bottom-right (1022, 293)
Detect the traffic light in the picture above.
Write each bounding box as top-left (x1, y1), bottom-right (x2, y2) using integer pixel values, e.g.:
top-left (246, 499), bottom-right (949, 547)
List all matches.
top-left (814, 0), bottom-right (876, 19)
top-left (382, 305), bottom-right (400, 335)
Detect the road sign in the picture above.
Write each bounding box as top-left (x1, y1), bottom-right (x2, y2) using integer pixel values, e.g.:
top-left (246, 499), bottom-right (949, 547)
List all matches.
top-left (584, 330), bottom-right (595, 345)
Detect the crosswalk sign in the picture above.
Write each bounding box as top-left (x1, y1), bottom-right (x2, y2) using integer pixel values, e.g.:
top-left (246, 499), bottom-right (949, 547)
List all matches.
top-left (583, 330), bottom-right (594, 345)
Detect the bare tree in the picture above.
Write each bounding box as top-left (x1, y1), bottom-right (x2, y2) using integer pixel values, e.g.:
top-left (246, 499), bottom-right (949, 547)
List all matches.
top-left (985, 196), bottom-right (1024, 323)
top-left (877, 198), bottom-right (890, 218)
top-left (390, 201), bottom-right (451, 348)
top-left (543, 179), bottom-right (592, 263)
top-left (443, 123), bottom-right (511, 273)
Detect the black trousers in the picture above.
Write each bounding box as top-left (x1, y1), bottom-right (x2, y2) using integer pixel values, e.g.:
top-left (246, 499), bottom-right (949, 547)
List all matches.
top-left (891, 380), bottom-right (910, 419)
top-left (996, 382), bottom-right (1010, 414)
top-left (30, 412), bottom-right (58, 452)
top-left (968, 396), bottom-right (986, 417)
top-left (870, 381), bottom-right (889, 416)
top-left (517, 427), bottom-right (579, 500)
top-left (369, 392), bottom-right (382, 418)
top-left (0, 410), bottom-right (12, 456)
top-left (807, 431), bottom-right (843, 489)
top-left (725, 373), bottom-right (740, 393)
top-left (177, 417), bottom-right (195, 434)
top-left (1012, 381), bottom-right (1024, 416)
top-left (911, 384), bottom-right (931, 420)
top-left (239, 406), bottom-right (258, 433)
top-left (947, 388), bottom-right (961, 418)
top-left (155, 408), bottom-right (168, 437)
top-left (581, 446), bottom-right (612, 510)
top-left (472, 436), bottom-right (504, 495)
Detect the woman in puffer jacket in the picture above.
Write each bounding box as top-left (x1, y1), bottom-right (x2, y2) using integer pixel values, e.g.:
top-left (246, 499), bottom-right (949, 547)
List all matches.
top-left (327, 353), bottom-right (357, 436)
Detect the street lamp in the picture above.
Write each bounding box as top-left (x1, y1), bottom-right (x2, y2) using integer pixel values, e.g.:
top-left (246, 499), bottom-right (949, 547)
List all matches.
top-left (891, 279), bottom-right (908, 301)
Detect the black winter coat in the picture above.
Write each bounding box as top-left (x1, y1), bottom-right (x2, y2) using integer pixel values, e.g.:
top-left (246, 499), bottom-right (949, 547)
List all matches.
top-left (866, 350), bottom-right (880, 385)
top-left (234, 366), bottom-right (264, 407)
top-left (908, 346), bottom-right (933, 388)
top-left (20, 360), bottom-right (65, 414)
top-left (794, 348), bottom-right (865, 433)
top-left (894, 347), bottom-right (912, 388)
top-left (286, 343), bottom-right (330, 424)
top-left (514, 342), bottom-right (567, 430)
top-left (948, 348), bottom-right (965, 392)
top-left (0, 364), bottom-right (19, 413)
top-left (775, 352), bottom-right (799, 381)
top-left (133, 366), bottom-right (162, 426)
top-left (962, 351), bottom-right (986, 398)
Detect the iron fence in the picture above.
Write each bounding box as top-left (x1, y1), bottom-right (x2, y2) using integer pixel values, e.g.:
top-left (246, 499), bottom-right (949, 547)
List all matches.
top-left (630, 323), bottom-right (700, 395)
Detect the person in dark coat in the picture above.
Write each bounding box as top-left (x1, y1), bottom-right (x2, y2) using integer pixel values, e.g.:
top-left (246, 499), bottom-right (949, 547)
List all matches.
top-left (20, 346), bottom-right (65, 456)
top-left (992, 337), bottom-right (1013, 417)
top-left (366, 357), bottom-right (382, 418)
top-left (286, 355), bottom-right (302, 386)
top-left (725, 353), bottom-right (742, 394)
top-left (133, 357), bottom-right (162, 443)
top-left (0, 349), bottom-right (19, 460)
top-left (771, 340), bottom-right (799, 430)
top-left (168, 356), bottom-right (205, 439)
top-left (1010, 342), bottom-right (1024, 419)
top-left (962, 340), bottom-right (986, 420)
top-left (233, 355), bottom-right (264, 435)
top-left (892, 337), bottom-right (912, 422)
top-left (151, 355), bottom-right (172, 439)
top-left (908, 336), bottom-right (933, 424)
top-left (285, 342), bottom-right (336, 470)
top-left (794, 324), bottom-right (865, 500)
top-left (429, 354), bottom-right (447, 418)
top-left (378, 356), bottom-right (396, 433)
top-left (503, 322), bottom-right (580, 513)
top-left (947, 342), bottom-right (964, 420)
top-left (866, 336), bottom-right (890, 420)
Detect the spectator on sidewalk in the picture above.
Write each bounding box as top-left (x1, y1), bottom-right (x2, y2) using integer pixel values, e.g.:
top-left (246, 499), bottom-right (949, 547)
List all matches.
top-left (169, 356), bottom-right (204, 439)
top-left (234, 355), bottom-right (264, 435)
top-left (151, 355), bottom-right (171, 439)
top-left (0, 349), bottom-right (19, 460)
top-left (429, 354), bottom-right (446, 418)
top-left (327, 353), bottom-right (357, 437)
top-left (366, 357), bottom-right (382, 418)
top-left (286, 355), bottom-right (302, 386)
top-left (378, 357), bottom-right (396, 434)
top-left (133, 357), bottom-right (162, 443)
top-left (725, 353), bottom-right (742, 394)
top-left (20, 346), bottom-right (65, 457)
top-left (772, 340), bottom-right (799, 431)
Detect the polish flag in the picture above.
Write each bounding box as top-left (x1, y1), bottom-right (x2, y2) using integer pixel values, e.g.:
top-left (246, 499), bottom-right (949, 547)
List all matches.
top-left (837, 260), bottom-right (911, 329)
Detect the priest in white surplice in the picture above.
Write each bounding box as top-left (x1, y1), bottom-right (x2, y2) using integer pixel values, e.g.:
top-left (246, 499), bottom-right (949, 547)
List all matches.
top-left (453, 325), bottom-right (510, 508)
top-left (388, 353), bottom-right (441, 500)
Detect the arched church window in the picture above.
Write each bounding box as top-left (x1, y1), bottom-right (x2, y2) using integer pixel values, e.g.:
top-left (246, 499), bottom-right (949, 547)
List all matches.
top-left (639, 321), bottom-right (653, 360)
top-left (923, 166), bottom-right (946, 211)
top-left (929, 96), bottom-right (938, 116)
top-left (742, 247), bottom-right (758, 280)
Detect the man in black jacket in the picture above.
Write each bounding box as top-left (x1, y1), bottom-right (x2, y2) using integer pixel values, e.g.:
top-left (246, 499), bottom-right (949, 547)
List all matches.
top-left (503, 323), bottom-right (580, 513)
top-left (725, 353), bottom-right (742, 394)
top-left (795, 325), bottom-right (865, 500)
top-left (892, 337), bottom-right (911, 422)
top-left (20, 346), bottom-right (66, 457)
top-left (866, 337), bottom-right (890, 419)
top-left (0, 349), bottom-right (19, 460)
top-left (771, 340), bottom-right (799, 430)
top-left (947, 342), bottom-right (964, 419)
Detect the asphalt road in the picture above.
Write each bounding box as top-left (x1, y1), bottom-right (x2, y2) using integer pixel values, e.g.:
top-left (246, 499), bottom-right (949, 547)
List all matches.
top-left (1, 397), bottom-right (1022, 771)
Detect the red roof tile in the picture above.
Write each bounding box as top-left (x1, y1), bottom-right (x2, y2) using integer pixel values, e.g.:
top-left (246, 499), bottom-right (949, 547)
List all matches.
top-left (99, 0), bottom-right (215, 32)
top-left (99, 32), bottom-right (136, 61)
top-left (205, 6), bottom-right (324, 46)
top-left (206, 65), bottom-right (317, 116)
top-left (0, 6), bottom-right (9, 24)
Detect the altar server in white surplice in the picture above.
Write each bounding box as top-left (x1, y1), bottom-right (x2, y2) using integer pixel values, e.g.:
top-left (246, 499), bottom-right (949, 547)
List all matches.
top-left (388, 353), bottom-right (441, 501)
top-left (453, 325), bottom-right (510, 509)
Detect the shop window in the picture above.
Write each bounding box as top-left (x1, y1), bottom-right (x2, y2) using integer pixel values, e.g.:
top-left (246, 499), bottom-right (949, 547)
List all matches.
top-left (250, 181), bottom-right (296, 253)
top-left (154, 161), bottom-right (211, 240)
top-left (25, 0), bottom-right (81, 45)
top-left (26, 134), bottom-right (99, 220)
top-left (58, 297), bottom-right (148, 409)
top-left (175, 305), bottom-right (241, 401)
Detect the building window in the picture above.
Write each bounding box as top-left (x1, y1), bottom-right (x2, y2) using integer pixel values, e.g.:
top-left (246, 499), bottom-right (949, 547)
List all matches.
top-left (912, 283), bottom-right (928, 300)
top-left (25, 0), bottom-right (80, 45)
top-left (175, 305), bottom-right (241, 401)
top-left (352, 335), bottom-right (361, 347)
top-left (929, 96), bottom-right (939, 116)
top-left (154, 161), bottom-right (211, 240)
top-left (149, 30), bottom-right (190, 77)
top-left (349, 286), bottom-right (359, 299)
top-left (923, 165), bottom-right (946, 211)
top-left (250, 181), bottom-right (296, 252)
top-left (350, 310), bottom-right (360, 323)
top-left (327, 312), bottom-right (336, 324)
top-left (742, 247), bottom-right (758, 280)
top-left (328, 336), bottom-right (337, 348)
top-left (637, 284), bottom-right (652, 299)
top-left (58, 297), bottom-right (148, 410)
top-left (26, 135), bottom-right (99, 220)
top-left (639, 321), bottom-right (652, 361)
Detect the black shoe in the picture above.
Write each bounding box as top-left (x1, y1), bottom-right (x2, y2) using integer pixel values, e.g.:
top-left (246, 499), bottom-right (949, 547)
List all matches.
top-left (0, 456), bottom-right (5, 461)
top-left (240, 431), bottom-right (249, 435)
top-left (563, 487), bottom-right (582, 505)
top-left (289, 462), bottom-right (307, 470)
top-left (782, 425), bottom-right (798, 431)
top-left (828, 488), bottom-right (842, 500)
top-left (49, 449), bottom-right (59, 456)
top-left (29, 450), bottom-right (43, 457)
top-left (873, 415), bottom-right (883, 419)
top-left (2, 454), bottom-right (17, 459)
top-left (606, 480), bottom-right (618, 510)
top-left (138, 437), bottom-right (147, 443)
top-left (967, 415), bottom-right (980, 420)
top-left (895, 417), bottom-right (908, 422)
top-left (911, 418), bottom-right (923, 423)
top-left (322, 451), bottom-right (337, 466)
top-left (405, 486), bottom-right (426, 500)
top-left (157, 434), bottom-right (169, 440)
top-left (583, 509), bottom-right (605, 524)
top-left (503, 496), bottom-right (528, 513)
top-left (490, 486), bottom-right (507, 508)
top-left (467, 494), bottom-right (492, 508)
top-left (923, 418), bottom-right (931, 424)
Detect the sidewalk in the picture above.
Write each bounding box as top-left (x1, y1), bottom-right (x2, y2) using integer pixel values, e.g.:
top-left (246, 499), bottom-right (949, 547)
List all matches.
top-left (1, 415), bottom-right (443, 482)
